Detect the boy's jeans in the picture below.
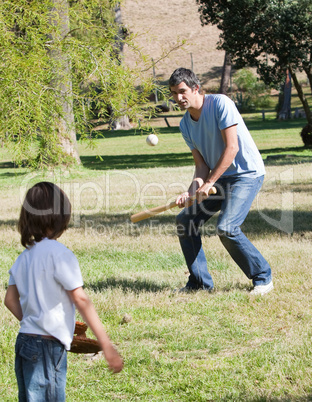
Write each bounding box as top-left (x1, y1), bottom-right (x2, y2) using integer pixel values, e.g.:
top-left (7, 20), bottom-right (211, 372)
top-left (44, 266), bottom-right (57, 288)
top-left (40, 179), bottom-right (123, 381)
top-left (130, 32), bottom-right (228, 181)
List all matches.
top-left (176, 175), bottom-right (272, 290)
top-left (15, 333), bottom-right (67, 402)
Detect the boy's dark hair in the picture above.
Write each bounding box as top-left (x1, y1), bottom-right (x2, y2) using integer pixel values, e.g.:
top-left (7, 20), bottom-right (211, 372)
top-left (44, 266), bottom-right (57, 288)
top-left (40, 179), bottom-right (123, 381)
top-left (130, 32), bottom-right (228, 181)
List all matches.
top-left (18, 182), bottom-right (71, 248)
top-left (169, 68), bottom-right (201, 90)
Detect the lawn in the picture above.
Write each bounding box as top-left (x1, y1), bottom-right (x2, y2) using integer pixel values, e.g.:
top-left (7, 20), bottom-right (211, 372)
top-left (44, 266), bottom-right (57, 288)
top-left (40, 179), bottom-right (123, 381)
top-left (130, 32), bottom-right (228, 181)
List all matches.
top-left (0, 110), bottom-right (312, 401)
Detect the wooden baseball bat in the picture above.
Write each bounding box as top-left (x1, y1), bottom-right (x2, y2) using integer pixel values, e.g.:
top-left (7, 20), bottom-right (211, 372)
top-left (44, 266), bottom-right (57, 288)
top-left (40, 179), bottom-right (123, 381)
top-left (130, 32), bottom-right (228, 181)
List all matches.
top-left (130, 186), bottom-right (217, 223)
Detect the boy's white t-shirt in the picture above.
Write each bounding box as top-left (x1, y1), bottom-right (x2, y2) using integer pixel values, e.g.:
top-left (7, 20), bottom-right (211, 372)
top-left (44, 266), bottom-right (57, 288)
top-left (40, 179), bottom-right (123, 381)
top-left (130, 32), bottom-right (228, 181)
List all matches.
top-left (8, 238), bottom-right (83, 350)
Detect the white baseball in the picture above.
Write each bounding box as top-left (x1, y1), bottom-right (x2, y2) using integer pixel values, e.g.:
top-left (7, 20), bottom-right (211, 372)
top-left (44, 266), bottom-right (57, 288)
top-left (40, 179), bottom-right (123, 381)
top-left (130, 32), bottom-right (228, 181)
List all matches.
top-left (146, 134), bottom-right (159, 146)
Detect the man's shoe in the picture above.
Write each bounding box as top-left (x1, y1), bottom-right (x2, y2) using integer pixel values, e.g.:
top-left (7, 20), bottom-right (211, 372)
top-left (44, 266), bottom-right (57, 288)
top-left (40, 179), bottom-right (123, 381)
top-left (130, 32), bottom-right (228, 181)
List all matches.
top-left (250, 281), bottom-right (273, 295)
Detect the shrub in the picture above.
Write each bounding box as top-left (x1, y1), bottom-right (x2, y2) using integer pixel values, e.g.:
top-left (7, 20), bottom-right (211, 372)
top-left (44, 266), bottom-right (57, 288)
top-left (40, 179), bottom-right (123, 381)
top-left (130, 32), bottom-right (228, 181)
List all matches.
top-left (232, 69), bottom-right (271, 112)
top-left (300, 124), bottom-right (312, 147)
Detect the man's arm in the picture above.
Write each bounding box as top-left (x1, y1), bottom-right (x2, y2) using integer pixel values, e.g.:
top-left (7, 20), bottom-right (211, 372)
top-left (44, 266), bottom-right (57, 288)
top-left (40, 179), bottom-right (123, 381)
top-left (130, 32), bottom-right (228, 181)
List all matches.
top-left (196, 124), bottom-right (239, 203)
top-left (4, 285), bottom-right (23, 321)
top-left (176, 148), bottom-right (210, 208)
top-left (176, 124), bottom-right (239, 207)
top-left (68, 286), bottom-right (123, 373)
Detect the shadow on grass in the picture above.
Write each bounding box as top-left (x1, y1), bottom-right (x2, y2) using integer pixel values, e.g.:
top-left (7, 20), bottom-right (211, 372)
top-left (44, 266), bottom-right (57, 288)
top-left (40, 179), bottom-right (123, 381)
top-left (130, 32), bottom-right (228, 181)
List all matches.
top-left (246, 117), bottom-right (307, 131)
top-left (77, 129), bottom-right (138, 140)
top-left (236, 397), bottom-right (312, 402)
top-left (80, 152), bottom-right (194, 170)
top-left (264, 155), bottom-right (312, 165)
top-left (80, 148), bottom-right (312, 170)
top-left (78, 126), bottom-right (181, 140)
top-left (0, 162), bottom-right (27, 176)
top-left (131, 210), bottom-right (312, 235)
top-left (76, 207), bottom-right (312, 237)
top-left (0, 162), bottom-right (16, 168)
top-left (241, 209), bottom-right (312, 235)
top-left (261, 146), bottom-right (308, 155)
top-left (0, 172), bottom-right (26, 179)
top-left (0, 219), bottom-right (18, 228)
top-left (84, 276), bottom-right (170, 293)
top-left (218, 282), bottom-right (252, 293)
top-left (261, 145), bottom-right (312, 165)
top-left (220, 394), bottom-right (312, 402)
top-left (1, 150), bottom-right (310, 171)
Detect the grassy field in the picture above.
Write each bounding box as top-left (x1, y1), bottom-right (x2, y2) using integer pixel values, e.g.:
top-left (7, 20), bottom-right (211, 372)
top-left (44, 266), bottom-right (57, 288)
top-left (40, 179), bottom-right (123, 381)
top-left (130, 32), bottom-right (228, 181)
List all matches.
top-left (0, 110), bottom-right (312, 401)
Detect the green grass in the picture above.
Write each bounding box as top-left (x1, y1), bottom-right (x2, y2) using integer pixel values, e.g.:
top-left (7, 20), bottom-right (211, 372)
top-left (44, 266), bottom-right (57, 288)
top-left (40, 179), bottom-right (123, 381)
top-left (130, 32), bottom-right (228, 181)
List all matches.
top-left (1, 107), bottom-right (312, 401)
top-left (75, 115), bottom-right (312, 170)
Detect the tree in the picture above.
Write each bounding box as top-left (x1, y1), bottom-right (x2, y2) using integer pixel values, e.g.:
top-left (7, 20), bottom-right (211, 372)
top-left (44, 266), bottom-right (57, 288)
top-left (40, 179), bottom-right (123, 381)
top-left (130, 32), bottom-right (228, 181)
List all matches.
top-left (49, 0), bottom-right (81, 164)
top-left (197, 0), bottom-right (312, 145)
top-left (278, 70), bottom-right (292, 120)
top-left (219, 51), bottom-right (232, 95)
top-left (108, 2), bottom-right (132, 130)
top-left (0, 0), bottom-right (155, 167)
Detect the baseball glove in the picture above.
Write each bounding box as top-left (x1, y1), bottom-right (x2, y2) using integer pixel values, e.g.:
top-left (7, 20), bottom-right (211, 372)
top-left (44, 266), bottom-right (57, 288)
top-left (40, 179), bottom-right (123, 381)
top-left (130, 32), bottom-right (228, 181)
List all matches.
top-left (69, 321), bottom-right (101, 354)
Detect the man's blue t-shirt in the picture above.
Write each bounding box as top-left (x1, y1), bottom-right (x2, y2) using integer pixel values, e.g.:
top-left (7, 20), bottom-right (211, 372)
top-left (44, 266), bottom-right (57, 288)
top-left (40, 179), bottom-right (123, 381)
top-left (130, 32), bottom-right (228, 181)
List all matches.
top-left (180, 94), bottom-right (265, 178)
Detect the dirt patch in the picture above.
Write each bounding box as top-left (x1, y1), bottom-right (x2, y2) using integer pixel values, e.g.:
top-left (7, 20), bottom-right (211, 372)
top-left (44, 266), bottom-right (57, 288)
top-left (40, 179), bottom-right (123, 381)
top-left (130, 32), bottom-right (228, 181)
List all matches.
top-left (122, 0), bottom-right (225, 90)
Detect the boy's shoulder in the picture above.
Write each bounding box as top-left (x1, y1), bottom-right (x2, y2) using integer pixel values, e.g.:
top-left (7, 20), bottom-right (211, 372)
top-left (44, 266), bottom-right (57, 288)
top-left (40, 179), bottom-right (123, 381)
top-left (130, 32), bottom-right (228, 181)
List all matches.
top-left (32, 238), bottom-right (67, 249)
top-left (28, 238), bottom-right (73, 258)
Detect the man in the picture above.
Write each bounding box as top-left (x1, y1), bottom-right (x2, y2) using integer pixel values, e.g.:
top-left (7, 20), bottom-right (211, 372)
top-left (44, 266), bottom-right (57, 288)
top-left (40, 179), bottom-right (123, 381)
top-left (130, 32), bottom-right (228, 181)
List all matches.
top-left (169, 67), bottom-right (273, 295)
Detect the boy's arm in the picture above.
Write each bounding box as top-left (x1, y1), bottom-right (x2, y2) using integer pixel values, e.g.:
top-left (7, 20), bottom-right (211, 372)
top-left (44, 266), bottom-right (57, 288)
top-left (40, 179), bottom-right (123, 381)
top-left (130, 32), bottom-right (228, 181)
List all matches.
top-left (67, 286), bottom-right (123, 373)
top-left (4, 285), bottom-right (23, 321)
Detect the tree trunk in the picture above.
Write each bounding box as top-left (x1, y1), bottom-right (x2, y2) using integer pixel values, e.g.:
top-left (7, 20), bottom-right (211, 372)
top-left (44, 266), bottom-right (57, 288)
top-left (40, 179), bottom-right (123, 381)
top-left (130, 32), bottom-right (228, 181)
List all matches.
top-left (114, 2), bottom-right (124, 60)
top-left (49, 0), bottom-right (81, 164)
top-left (219, 52), bottom-right (232, 95)
top-left (278, 70), bottom-right (292, 120)
top-left (289, 66), bottom-right (312, 125)
top-left (303, 64), bottom-right (312, 94)
top-left (110, 2), bottom-right (131, 130)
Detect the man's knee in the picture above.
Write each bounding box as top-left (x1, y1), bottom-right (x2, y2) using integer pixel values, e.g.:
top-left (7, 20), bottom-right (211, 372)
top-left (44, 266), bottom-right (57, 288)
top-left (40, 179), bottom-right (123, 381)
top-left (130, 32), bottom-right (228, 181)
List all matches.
top-left (217, 223), bottom-right (240, 238)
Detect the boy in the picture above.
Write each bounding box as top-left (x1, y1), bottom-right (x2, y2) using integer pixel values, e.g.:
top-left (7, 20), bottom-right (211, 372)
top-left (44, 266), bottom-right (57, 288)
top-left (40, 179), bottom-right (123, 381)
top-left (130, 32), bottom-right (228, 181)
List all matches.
top-left (5, 182), bottom-right (123, 401)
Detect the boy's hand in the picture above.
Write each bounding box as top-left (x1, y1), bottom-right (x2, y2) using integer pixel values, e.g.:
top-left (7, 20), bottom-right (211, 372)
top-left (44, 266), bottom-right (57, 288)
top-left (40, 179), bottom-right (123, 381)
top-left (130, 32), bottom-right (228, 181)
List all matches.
top-left (68, 287), bottom-right (123, 373)
top-left (102, 343), bottom-right (124, 373)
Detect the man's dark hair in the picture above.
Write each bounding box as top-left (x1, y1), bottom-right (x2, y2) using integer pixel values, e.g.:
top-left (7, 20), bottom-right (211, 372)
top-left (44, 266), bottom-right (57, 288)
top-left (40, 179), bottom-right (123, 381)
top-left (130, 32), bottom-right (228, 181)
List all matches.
top-left (169, 68), bottom-right (201, 90)
top-left (18, 182), bottom-right (71, 248)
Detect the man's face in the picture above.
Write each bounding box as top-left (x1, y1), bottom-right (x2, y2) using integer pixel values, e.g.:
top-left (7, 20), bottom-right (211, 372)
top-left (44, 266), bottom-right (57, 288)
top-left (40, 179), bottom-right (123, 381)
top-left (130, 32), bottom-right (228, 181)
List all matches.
top-left (170, 82), bottom-right (199, 110)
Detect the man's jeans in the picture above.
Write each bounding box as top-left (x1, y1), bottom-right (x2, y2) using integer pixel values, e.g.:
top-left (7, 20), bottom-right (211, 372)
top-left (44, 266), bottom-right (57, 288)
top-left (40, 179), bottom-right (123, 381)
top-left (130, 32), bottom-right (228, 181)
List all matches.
top-left (15, 333), bottom-right (67, 402)
top-left (176, 175), bottom-right (272, 290)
